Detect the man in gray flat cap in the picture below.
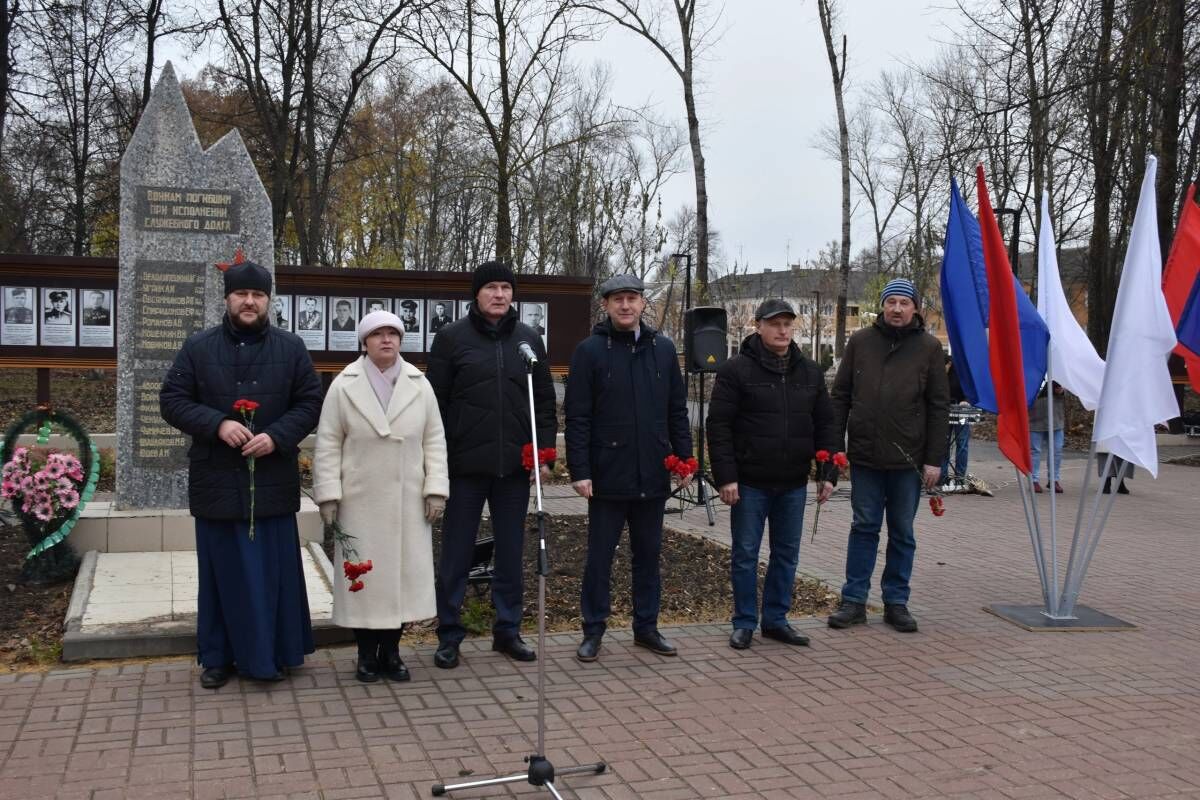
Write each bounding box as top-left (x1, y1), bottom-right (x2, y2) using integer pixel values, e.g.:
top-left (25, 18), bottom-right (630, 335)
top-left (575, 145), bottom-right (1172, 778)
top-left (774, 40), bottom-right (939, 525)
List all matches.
top-left (565, 274), bottom-right (692, 662)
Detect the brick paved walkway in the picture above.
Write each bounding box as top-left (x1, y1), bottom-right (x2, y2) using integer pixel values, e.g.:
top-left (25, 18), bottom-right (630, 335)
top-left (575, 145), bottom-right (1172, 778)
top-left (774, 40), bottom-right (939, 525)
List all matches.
top-left (2, 445), bottom-right (1198, 799)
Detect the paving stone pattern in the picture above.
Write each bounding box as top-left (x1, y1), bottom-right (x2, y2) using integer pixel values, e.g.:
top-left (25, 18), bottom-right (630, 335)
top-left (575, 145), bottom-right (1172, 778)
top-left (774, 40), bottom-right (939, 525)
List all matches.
top-left (1, 445), bottom-right (1198, 798)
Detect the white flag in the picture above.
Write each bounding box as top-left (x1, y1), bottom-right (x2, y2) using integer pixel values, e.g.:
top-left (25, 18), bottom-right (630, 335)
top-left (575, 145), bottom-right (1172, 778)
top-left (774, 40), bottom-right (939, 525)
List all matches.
top-left (1092, 156), bottom-right (1178, 477)
top-left (1037, 193), bottom-right (1105, 410)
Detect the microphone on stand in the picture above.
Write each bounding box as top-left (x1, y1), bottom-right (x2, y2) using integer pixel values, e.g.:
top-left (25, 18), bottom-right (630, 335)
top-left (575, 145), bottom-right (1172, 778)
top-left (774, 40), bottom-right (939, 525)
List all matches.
top-left (518, 341), bottom-right (539, 365)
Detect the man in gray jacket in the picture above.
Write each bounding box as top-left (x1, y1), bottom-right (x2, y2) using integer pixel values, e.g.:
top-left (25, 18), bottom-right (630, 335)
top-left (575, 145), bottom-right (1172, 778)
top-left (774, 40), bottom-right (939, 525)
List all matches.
top-left (827, 278), bottom-right (949, 633)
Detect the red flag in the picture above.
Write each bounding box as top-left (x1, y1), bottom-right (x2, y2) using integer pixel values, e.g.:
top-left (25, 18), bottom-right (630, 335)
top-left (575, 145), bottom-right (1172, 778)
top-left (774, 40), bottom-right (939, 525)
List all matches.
top-left (1163, 183), bottom-right (1200, 392)
top-left (976, 165), bottom-right (1032, 474)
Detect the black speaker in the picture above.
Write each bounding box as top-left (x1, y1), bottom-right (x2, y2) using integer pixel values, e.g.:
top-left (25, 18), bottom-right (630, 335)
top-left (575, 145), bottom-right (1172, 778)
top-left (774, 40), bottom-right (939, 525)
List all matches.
top-left (684, 306), bottom-right (728, 373)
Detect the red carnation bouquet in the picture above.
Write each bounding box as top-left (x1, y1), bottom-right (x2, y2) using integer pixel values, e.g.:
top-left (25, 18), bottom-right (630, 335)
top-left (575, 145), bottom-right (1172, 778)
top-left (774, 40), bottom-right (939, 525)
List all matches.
top-left (344, 558), bottom-right (373, 592)
top-left (233, 399), bottom-right (260, 540)
top-left (891, 442), bottom-right (948, 518)
top-left (664, 454), bottom-right (698, 479)
top-left (810, 449), bottom-right (849, 542)
top-left (522, 443), bottom-right (557, 471)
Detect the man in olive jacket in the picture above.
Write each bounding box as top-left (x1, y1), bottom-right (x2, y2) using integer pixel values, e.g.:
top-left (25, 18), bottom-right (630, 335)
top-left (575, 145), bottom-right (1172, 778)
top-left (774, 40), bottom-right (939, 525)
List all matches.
top-left (827, 278), bottom-right (949, 633)
top-left (707, 299), bottom-right (840, 651)
top-left (425, 260), bottom-right (556, 669)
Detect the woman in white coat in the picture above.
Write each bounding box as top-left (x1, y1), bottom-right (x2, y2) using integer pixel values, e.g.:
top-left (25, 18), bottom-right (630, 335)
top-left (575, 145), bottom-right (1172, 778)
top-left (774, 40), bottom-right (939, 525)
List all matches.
top-left (313, 310), bottom-right (449, 682)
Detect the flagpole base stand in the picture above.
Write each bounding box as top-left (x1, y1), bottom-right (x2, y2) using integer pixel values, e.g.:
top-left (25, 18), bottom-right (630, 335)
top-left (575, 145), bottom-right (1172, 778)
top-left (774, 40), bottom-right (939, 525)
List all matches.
top-left (984, 604), bottom-right (1137, 632)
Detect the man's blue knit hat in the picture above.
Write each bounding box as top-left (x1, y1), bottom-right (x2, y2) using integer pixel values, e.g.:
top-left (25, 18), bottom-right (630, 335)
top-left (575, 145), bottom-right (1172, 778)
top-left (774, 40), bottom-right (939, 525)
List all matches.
top-left (880, 278), bottom-right (917, 306)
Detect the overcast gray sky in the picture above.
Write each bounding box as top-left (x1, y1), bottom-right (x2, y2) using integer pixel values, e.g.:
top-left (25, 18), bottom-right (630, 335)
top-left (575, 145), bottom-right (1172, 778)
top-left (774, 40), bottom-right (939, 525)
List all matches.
top-left (167, 1), bottom-right (955, 274)
top-left (578, 0), bottom-right (956, 274)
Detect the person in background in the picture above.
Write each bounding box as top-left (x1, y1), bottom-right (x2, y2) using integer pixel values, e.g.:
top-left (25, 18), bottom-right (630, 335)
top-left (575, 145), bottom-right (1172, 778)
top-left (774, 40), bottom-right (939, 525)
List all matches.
top-left (313, 310), bottom-right (448, 683)
top-left (940, 354), bottom-right (971, 490)
top-left (1029, 380), bottom-right (1066, 494)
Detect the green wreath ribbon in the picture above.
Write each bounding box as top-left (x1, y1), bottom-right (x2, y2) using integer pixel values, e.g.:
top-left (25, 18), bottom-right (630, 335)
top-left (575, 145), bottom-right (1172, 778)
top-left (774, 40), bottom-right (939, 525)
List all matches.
top-left (0, 407), bottom-right (100, 560)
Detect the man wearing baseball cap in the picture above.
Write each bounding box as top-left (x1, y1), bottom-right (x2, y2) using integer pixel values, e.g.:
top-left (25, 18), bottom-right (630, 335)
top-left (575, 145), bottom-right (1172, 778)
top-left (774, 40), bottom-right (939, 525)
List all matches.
top-left (707, 298), bottom-right (840, 650)
top-left (827, 277), bottom-right (948, 633)
top-left (160, 259), bottom-right (323, 688)
top-left (565, 273), bottom-right (692, 662)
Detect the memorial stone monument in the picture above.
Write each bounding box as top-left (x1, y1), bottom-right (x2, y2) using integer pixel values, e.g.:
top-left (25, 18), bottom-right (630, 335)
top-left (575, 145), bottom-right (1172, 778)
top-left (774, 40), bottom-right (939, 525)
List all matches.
top-left (117, 62), bottom-right (273, 510)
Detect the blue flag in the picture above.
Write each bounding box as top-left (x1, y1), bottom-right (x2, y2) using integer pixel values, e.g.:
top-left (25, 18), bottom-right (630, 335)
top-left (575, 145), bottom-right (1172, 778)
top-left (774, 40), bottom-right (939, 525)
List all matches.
top-left (1178, 272), bottom-right (1200, 358)
top-left (939, 178), bottom-right (1048, 411)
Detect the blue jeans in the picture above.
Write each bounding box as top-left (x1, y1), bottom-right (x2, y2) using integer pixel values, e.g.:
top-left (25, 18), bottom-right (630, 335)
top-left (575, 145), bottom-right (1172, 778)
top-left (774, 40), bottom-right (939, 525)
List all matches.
top-left (729, 484), bottom-right (807, 631)
top-left (1029, 429), bottom-right (1064, 482)
top-left (841, 465), bottom-right (921, 605)
top-left (940, 423), bottom-right (970, 483)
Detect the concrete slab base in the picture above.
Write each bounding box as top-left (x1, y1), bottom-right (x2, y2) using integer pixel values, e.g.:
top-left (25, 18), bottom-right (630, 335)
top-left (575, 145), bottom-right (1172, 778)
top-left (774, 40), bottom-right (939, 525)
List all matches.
top-left (984, 603), bottom-right (1138, 632)
top-left (69, 497), bottom-right (322, 553)
top-left (62, 541), bottom-right (351, 661)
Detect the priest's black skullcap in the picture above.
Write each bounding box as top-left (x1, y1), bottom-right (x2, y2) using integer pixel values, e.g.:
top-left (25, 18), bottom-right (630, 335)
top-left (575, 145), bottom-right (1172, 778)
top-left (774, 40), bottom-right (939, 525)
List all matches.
top-left (223, 260), bottom-right (272, 296)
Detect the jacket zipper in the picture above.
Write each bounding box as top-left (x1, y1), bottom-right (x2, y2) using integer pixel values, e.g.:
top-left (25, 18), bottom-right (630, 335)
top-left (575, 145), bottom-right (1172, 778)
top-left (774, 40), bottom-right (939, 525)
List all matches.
top-left (496, 339), bottom-right (505, 477)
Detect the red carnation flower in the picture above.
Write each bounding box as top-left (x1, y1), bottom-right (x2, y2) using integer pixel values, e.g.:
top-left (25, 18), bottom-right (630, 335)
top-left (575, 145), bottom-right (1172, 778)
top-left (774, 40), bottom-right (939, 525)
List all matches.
top-left (929, 496), bottom-right (945, 517)
top-left (815, 450), bottom-right (830, 463)
top-left (348, 580), bottom-right (365, 592)
top-left (832, 452), bottom-right (849, 468)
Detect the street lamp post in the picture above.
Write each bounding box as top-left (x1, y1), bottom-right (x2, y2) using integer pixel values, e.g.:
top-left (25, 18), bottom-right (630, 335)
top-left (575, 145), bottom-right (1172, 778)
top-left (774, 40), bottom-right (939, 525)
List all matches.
top-left (811, 290), bottom-right (821, 360)
top-left (995, 206), bottom-right (1022, 275)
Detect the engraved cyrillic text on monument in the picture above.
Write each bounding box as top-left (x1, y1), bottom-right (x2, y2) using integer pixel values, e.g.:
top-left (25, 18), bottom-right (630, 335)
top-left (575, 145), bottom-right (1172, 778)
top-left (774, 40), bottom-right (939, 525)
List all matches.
top-left (136, 185), bottom-right (242, 234)
top-left (132, 260), bottom-right (206, 361)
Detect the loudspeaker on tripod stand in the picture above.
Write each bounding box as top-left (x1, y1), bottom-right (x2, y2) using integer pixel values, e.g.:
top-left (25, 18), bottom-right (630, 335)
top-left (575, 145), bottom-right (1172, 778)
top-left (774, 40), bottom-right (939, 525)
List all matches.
top-left (683, 306), bottom-right (728, 374)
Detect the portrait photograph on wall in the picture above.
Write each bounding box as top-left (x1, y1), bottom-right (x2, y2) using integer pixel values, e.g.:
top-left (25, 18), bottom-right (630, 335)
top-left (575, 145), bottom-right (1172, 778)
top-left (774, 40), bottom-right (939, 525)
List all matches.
top-left (521, 301), bottom-right (548, 351)
top-left (40, 288), bottom-right (76, 346)
top-left (295, 294), bottom-right (326, 350)
top-left (1, 286), bottom-right (37, 346)
top-left (328, 297), bottom-right (360, 351)
top-left (425, 299), bottom-right (455, 348)
top-left (364, 297), bottom-right (390, 315)
top-left (79, 288), bottom-right (115, 347)
top-left (396, 298), bottom-right (423, 352)
top-left (270, 294), bottom-right (291, 331)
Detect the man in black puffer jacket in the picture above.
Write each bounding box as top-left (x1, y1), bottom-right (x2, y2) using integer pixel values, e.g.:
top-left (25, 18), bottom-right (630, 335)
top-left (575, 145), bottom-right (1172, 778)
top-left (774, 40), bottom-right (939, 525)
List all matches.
top-left (425, 260), bottom-right (556, 669)
top-left (160, 260), bottom-right (322, 689)
top-left (565, 274), bottom-right (692, 663)
top-left (707, 299), bottom-right (840, 651)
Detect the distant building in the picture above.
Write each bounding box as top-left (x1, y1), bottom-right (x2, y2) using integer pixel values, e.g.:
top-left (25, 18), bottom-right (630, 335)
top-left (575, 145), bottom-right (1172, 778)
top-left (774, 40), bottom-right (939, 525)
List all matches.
top-left (708, 266), bottom-right (874, 361)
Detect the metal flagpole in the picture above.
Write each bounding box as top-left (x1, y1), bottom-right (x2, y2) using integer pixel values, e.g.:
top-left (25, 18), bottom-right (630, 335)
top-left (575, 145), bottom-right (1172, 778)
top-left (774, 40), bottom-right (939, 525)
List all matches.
top-left (1044, 376), bottom-right (1060, 616)
top-left (1015, 469), bottom-right (1052, 609)
top-left (1059, 459), bottom-right (1129, 617)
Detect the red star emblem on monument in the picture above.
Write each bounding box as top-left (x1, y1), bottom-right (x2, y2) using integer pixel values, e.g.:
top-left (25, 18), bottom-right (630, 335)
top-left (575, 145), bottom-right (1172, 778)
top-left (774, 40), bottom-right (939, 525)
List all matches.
top-left (215, 247), bottom-right (247, 272)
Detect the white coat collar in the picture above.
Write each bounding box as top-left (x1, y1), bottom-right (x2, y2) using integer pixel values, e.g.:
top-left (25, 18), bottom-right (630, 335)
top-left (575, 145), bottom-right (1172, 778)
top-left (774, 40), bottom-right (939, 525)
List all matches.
top-left (342, 355), bottom-right (424, 437)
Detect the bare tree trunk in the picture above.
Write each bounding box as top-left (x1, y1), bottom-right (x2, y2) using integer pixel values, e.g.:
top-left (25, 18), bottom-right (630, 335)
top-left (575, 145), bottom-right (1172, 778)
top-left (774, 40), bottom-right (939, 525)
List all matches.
top-left (817, 0), bottom-right (850, 355)
top-left (675, 1), bottom-right (708, 298)
top-left (1, 0), bottom-right (18, 157)
top-left (1158, 0), bottom-right (1184, 249)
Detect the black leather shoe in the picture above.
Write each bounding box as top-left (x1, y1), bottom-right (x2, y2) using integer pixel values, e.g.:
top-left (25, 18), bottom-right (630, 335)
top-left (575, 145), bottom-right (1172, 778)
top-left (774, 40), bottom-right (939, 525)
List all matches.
top-left (883, 604), bottom-right (919, 633)
top-left (433, 642), bottom-right (459, 669)
top-left (356, 656), bottom-right (380, 683)
top-left (380, 654), bottom-right (411, 682)
top-left (493, 636), bottom-right (536, 662)
top-left (761, 624), bottom-right (810, 646)
top-left (728, 628), bottom-right (753, 650)
top-left (576, 635), bottom-right (602, 662)
top-left (827, 600), bottom-right (867, 629)
top-left (633, 630), bottom-right (677, 656)
top-left (200, 666), bottom-right (230, 689)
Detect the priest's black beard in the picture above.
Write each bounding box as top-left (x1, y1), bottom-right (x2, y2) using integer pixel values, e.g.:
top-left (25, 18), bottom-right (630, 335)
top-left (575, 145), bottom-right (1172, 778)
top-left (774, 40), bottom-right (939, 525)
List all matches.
top-left (230, 310), bottom-right (268, 332)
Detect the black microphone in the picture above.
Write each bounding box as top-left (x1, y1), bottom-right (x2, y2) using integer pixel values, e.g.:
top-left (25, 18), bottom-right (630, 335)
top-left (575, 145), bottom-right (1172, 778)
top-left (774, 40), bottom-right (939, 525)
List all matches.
top-left (518, 341), bottom-right (539, 365)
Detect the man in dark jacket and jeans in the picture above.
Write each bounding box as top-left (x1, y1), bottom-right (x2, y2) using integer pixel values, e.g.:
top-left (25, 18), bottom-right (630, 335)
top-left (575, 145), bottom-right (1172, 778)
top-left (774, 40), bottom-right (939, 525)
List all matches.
top-left (160, 260), bottom-right (323, 689)
top-left (828, 278), bottom-right (949, 633)
top-left (426, 260), bottom-right (556, 669)
top-left (566, 274), bottom-right (692, 663)
top-left (707, 299), bottom-right (840, 650)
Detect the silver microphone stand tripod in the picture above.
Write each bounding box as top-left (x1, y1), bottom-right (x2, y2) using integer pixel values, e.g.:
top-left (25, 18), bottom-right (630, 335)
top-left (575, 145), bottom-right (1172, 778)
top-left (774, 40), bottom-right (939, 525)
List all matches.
top-left (432, 344), bottom-right (606, 798)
